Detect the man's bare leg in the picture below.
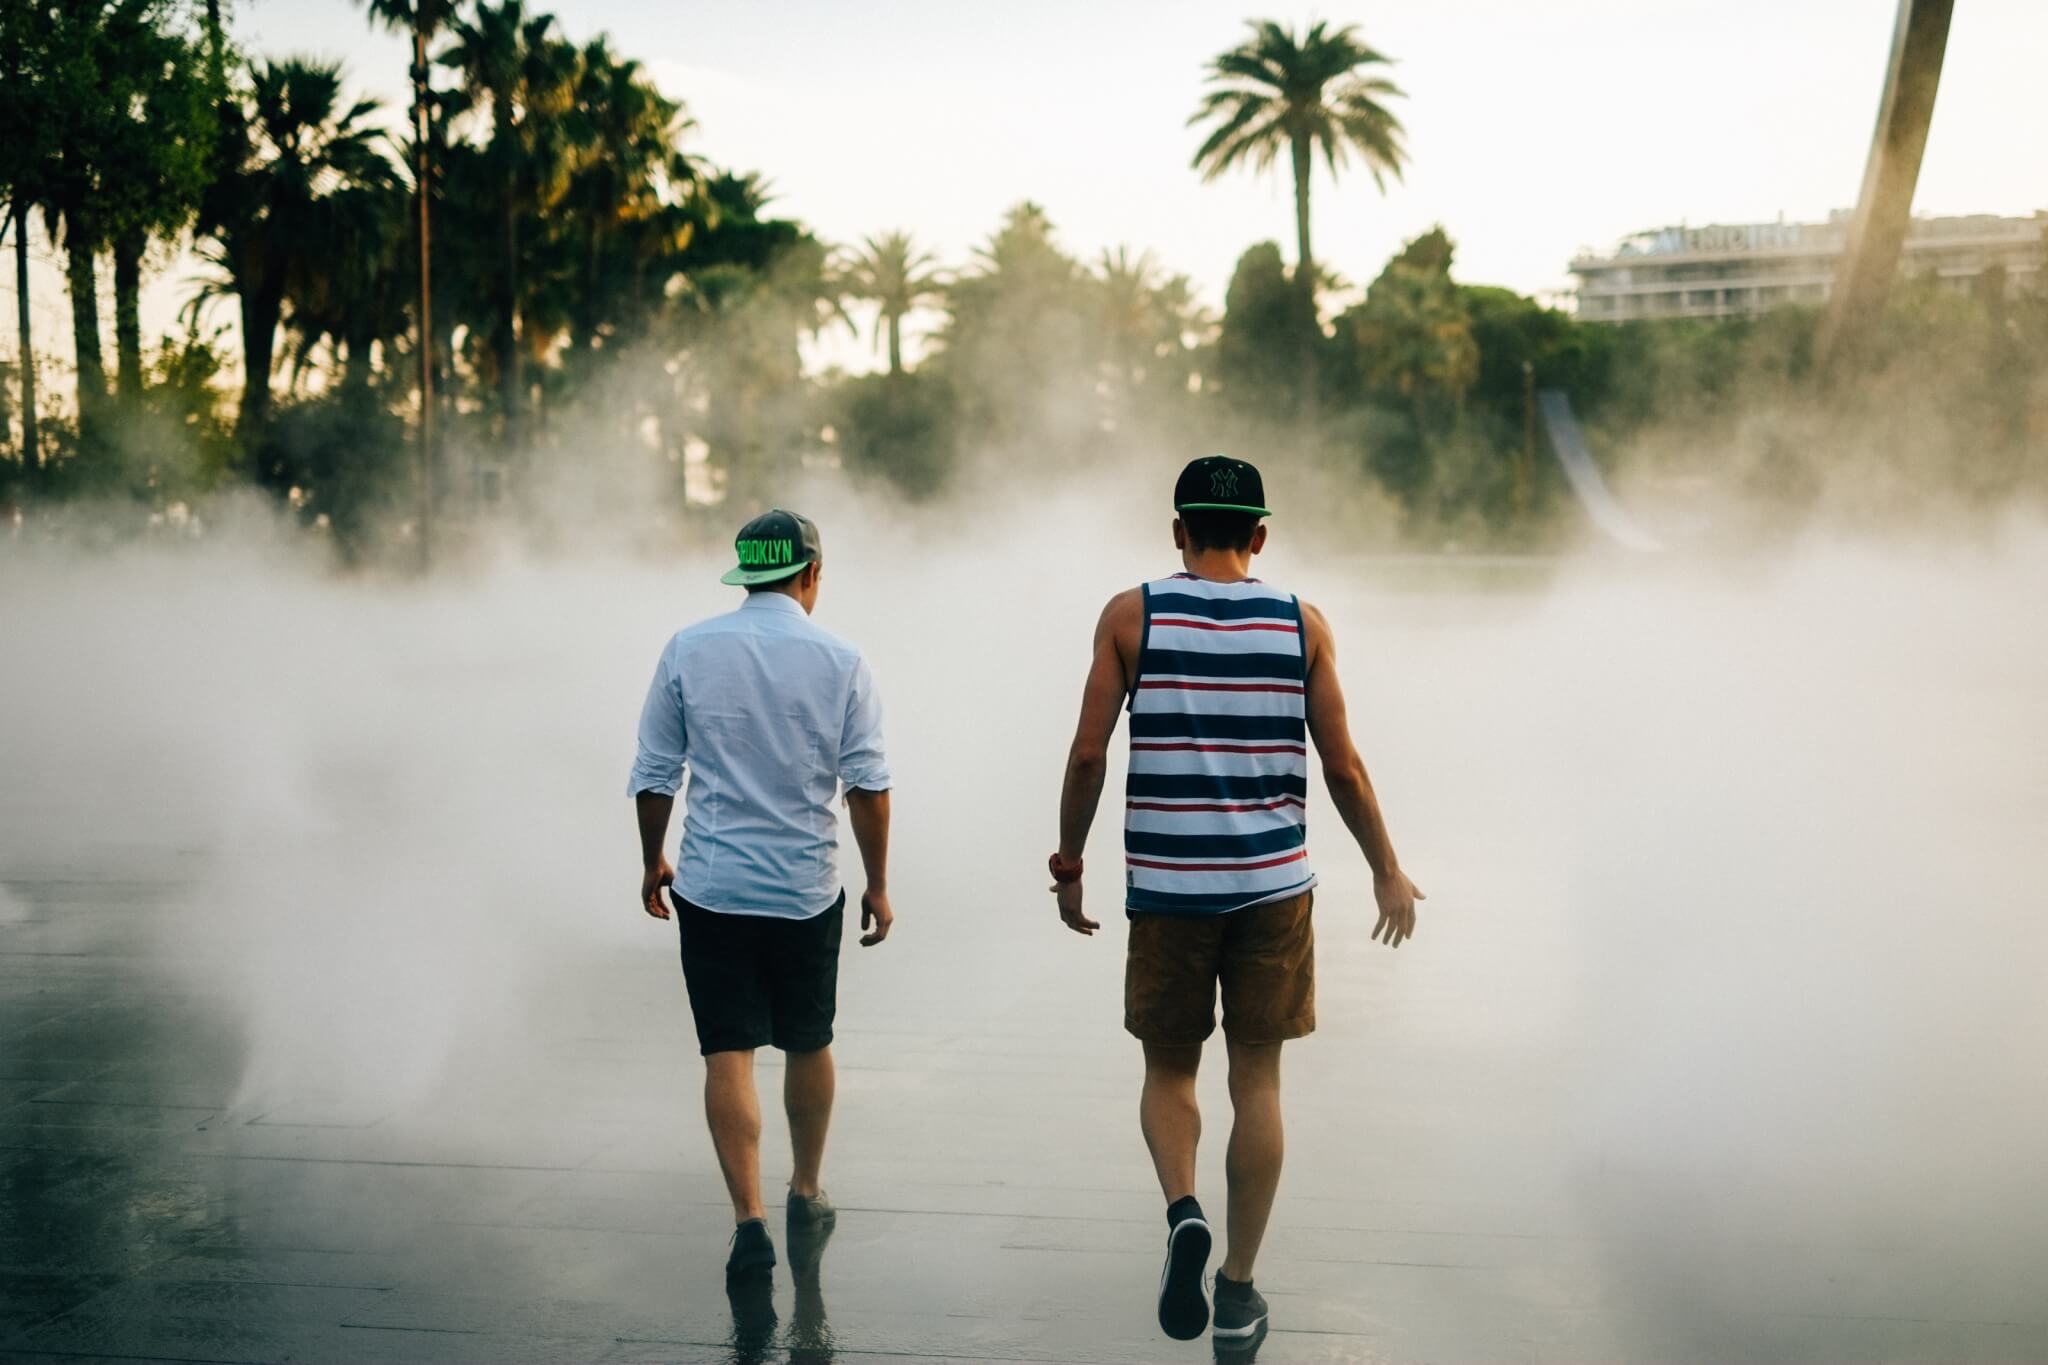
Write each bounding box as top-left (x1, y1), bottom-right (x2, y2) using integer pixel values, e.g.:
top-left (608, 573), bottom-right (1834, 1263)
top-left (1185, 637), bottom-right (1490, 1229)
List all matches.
top-left (1220, 1037), bottom-right (1285, 1280)
top-left (705, 1049), bottom-right (765, 1223)
top-left (784, 1045), bottom-right (835, 1198)
top-left (1140, 1042), bottom-right (1204, 1202)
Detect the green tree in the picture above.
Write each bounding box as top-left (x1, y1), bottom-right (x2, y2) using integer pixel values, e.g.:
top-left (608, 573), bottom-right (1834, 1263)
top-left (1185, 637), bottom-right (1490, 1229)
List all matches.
top-left (1094, 246), bottom-right (1210, 425)
top-left (930, 202), bottom-right (1097, 446)
top-left (838, 231), bottom-right (945, 376)
top-left (351, 0), bottom-right (459, 554)
top-left (439, 0), bottom-right (575, 444)
top-left (13, 1), bottom-right (214, 444)
top-left (195, 59), bottom-right (395, 436)
top-left (665, 177), bottom-right (841, 501)
top-left (1334, 227), bottom-right (1478, 511)
top-left (1342, 227), bottom-right (1477, 424)
top-left (834, 371), bottom-right (957, 498)
top-left (281, 174), bottom-right (414, 392)
top-left (0, 0), bottom-right (57, 469)
top-left (1215, 241), bottom-right (1318, 421)
top-left (1190, 19), bottom-right (1406, 410)
top-left (27, 2), bottom-right (153, 426)
top-left (560, 39), bottom-right (696, 357)
top-left (100, 9), bottom-right (215, 402)
top-left (1190, 20), bottom-right (1406, 297)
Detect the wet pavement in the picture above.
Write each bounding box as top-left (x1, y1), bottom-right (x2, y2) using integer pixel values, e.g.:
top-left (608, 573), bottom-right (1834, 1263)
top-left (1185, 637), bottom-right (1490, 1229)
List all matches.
top-left (6, 843), bottom-right (2045, 1365)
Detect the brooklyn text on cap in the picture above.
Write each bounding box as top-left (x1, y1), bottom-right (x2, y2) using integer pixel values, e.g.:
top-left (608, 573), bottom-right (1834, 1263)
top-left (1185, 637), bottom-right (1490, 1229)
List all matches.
top-left (719, 509), bottom-right (823, 586)
top-left (1173, 455), bottom-right (1271, 517)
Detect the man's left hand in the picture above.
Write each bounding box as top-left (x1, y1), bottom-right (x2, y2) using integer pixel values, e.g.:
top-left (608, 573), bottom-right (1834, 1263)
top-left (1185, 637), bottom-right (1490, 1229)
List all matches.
top-left (641, 858), bottom-right (675, 920)
top-left (859, 888), bottom-right (894, 946)
top-left (1372, 869), bottom-right (1424, 947)
top-left (1055, 879), bottom-right (1099, 936)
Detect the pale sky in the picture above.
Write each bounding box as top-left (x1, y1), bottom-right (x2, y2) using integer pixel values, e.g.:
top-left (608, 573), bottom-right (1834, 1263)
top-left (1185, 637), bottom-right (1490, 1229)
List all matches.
top-left (16, 0), bottom-right (2048, 380)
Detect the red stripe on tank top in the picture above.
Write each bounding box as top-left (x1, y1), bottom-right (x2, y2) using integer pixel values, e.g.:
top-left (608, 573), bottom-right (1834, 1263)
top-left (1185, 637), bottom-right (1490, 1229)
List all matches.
top-left (1126, 797), bottom-right (1306, 813)
top-left (1150, 617), bottom-right (1300, 633)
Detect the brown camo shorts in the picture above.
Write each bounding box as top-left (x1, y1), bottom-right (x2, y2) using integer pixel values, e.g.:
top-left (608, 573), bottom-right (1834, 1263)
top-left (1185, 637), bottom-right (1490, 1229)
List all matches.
top-left (1123, 891), bottom-right (1315, 1046)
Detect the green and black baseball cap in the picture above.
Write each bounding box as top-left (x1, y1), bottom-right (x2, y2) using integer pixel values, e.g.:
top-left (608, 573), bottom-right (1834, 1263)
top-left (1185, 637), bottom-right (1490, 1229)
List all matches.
top-left (719, 508), bottom-right (821, 586)
top-left (1174, 454), bottom-right (1270, 517)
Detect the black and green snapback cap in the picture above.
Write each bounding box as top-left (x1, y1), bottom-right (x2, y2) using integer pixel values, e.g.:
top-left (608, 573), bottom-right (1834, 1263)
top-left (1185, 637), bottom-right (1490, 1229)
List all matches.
top-left (1174, 454), bottom-right (1270, 517)
top-left (719, 508), bottom-right (821, 586)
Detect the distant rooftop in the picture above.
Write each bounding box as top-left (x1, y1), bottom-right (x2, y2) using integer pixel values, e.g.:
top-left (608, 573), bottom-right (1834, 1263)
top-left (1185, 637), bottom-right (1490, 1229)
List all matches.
top-left (1568, 210), bottom-right (2046, 323)
top-left (1575, 211), bottom-right (2045, 268)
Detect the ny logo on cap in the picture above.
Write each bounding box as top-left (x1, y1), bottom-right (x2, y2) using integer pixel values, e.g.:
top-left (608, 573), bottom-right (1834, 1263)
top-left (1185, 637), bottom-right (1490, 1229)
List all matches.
top-left (1210, 467), bottom-right (1240, 499)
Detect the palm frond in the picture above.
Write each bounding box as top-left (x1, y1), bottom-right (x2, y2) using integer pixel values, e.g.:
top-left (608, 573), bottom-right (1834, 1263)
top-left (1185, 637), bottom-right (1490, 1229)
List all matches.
top-left (1189, 16), bottom-right (1406, 194)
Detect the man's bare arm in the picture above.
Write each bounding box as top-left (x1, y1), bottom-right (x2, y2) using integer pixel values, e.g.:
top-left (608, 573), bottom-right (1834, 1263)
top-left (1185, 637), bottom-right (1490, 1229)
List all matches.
top-left (1052, 589), bottom-right (1141, 936)
top-left (635, 790), bottom-right (676, 921)
top-left (846, 786), bottom-right (893, 946)
top-left (1301, 601), bottom-right (1425, 947)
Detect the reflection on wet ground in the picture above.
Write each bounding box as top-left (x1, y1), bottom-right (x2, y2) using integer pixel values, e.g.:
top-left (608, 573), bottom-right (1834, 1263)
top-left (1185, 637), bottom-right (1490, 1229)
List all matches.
top-left (6, 848), bottom-right (2047, 1364)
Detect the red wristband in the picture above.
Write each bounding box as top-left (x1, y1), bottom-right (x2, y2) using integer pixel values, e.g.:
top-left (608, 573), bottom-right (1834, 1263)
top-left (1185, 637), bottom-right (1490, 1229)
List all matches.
top-left (1048, 852), bottom-right (1083, 884)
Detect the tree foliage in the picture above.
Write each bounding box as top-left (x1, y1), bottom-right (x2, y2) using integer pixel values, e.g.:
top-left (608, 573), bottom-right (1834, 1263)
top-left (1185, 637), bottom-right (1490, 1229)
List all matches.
top-left (1190, 18), bottom-right (1405, 294)
top-left (6, 3), bottom-right (2042, 552)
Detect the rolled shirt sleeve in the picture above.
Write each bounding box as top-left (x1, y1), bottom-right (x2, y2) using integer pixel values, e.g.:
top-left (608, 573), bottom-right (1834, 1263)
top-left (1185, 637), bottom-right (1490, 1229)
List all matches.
top-left (837, 654), bottom-right (891, 793)
top-left (626, 646), bottom-right (688, 798)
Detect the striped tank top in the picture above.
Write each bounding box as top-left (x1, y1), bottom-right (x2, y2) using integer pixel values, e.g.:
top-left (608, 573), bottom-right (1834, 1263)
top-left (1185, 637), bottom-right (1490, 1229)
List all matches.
top-left (1124, 574), bottom-right (1317, 915)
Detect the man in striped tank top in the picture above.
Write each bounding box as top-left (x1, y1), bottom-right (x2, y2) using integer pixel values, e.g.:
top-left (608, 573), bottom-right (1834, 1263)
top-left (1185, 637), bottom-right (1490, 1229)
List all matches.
top-left (1049, 456), bottom-right (1424, 1350)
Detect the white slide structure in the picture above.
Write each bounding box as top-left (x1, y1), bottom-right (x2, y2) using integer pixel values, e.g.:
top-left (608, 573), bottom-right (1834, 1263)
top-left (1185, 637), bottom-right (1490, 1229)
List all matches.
top-left (1537, 390), bottom-right (1664, 552)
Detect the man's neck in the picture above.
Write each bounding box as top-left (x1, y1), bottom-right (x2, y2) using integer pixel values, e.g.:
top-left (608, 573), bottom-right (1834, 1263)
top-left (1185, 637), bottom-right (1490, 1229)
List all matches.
top-left (1179, 549), bottom-right (1255, 583)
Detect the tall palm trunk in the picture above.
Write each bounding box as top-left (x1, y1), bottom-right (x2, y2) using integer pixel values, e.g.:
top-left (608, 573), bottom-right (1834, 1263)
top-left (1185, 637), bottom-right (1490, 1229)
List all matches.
top-left (500, 194), bottom-right (520, 439)
top-left (494, 105), bottom-right (520, 445)
top-left (414, 18), bottom-right (438, 564)
top-left (341, 333), bottom-right (373, 390)
top-left (238, 267), bottom-right (284, 436)
top-left (203, 0), bottom-right (225, 86)
top-left (577, 209), bottom-right (600, 353)
top-left (1289, 129), bottom-right (1320, 421)
top-left (1290, 130), bottom-right (1314, 297)
top-left (63, 214), bottom-right (107, 424)
top-left (886, 307), bottom-right (903, 377)
top-left (14, 202), bottom-right (37, 471)
top-left (113, 229), bottom-right (145, 399)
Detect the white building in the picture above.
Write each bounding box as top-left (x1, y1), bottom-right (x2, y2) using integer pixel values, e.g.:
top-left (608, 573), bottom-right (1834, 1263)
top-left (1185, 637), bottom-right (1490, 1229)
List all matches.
top-left (1570, 211), bottom-right (2046, 322)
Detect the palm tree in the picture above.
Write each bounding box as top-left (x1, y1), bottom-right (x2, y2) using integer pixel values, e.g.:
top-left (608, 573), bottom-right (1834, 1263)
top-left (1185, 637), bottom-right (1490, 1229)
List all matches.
top-left (1095, 246), bottom-right (1211, 405)
top-left (561, 38), bottom-right (692, 355)
top-left (195, 59), bottom-right (393, 434)
top-left (282, 174), bottom-right (413, 392)
top-left (352, 0), bottom-right (457, 558)
top-left (1189, 19), bottom-right (1407, 304)
top-left (1, 0), bottom-right (51, 470)
top-left (1097, 246), bottom-right (1164, 386)
top-left (838, 231), bottom-right (944, 376)
top-left (439, 0), bottom-right (572, 444)
top-left (100, 13), bottom-right (214, 404)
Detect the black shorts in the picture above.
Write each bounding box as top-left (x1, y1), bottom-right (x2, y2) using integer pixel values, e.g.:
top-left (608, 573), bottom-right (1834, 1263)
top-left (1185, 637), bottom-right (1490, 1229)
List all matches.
top-left (673, 889), bottom-right (845, 1056)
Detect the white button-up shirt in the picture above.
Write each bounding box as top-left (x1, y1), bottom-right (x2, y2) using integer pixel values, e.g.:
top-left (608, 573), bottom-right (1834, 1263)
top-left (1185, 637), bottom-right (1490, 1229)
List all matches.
top-left (628, 593), bottom-right (891, 918)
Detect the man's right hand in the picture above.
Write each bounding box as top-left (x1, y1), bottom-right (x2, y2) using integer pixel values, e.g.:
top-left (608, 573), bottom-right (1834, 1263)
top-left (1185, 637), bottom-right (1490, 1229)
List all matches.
top-left (859, 888), bottom-right (894, 946)
top-left (1055, 879), bottom-right (1099, 936)
top-left (1372, 869), bottom-right (1424, 947)
top-left (641, 857), bottom-right (675, 920)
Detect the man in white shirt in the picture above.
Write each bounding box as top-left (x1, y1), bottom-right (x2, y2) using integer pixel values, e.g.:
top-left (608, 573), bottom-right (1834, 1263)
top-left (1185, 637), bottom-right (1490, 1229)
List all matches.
top-left (629, 509), bottom-right (894, 1287)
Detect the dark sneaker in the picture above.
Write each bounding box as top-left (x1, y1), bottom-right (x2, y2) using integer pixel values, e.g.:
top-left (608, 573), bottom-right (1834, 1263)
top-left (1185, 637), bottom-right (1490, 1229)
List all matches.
top-left (1212, 1272), bottom-right (1270, 1354)
top-left (725, 1217), bottom-right (777, 1285)
top-left (787, 1187), bottom-right (836, 1231)
top-left (1158, 1196), bottom-right (1214, 1340)
top-left (786, 1188), bottom-right (837, 1281)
